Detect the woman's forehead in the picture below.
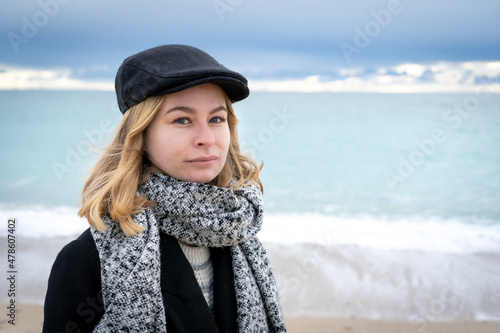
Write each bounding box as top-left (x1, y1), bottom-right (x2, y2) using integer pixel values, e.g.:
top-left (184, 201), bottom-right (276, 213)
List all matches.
top-left (159, 84), bottom-right (226, 112)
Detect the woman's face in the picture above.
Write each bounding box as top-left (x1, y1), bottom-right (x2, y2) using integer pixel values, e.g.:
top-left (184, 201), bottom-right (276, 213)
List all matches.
top-left (144, 83), bottom-right (230, 183)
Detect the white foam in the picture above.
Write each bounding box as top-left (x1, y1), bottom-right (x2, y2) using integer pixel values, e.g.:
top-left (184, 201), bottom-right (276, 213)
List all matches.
top-left (2, 204), bottom-right (500, 320)
top-left (0, 204), bottom-right (88, 238)
top-left (260, 213), bottom-right (500, 254)
top-left (264, 242), bottom-right (500, 320)
top-left (2, 205), bottom-right (500, 254)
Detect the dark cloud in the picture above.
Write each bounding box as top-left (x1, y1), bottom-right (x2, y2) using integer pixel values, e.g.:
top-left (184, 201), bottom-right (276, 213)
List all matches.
top-left (1, 0), bottom-right (499, 80)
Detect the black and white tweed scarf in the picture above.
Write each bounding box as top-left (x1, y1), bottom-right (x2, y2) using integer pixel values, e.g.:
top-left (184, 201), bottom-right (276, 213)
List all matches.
top-left (90, 172), bottom-right (286, 332)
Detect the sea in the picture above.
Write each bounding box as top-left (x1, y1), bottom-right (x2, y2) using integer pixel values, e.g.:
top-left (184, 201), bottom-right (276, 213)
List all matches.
top-left (1, 90), bottom-right (499, 322)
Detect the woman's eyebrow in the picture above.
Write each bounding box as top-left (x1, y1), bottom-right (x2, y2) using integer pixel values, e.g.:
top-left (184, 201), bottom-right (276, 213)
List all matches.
top-left (165, 105), bottom-right (227, 114)
top-left (209, 106), bottom-right (228, 114)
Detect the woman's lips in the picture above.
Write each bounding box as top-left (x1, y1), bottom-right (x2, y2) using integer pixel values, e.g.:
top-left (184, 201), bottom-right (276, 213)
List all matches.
top-left (187, 156), bottom-right (217, 167)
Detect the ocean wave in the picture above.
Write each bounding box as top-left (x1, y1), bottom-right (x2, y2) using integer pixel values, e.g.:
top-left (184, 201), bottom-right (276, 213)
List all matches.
top-left (265, 242), bottom-right (500, 320)
top-left (1, 204), bottom-right (499, 254)
top-left (0, 204), bottom-right (87, 238)
top-left (1, 204), bottom-right (499, 321)
top-left (260, 213), bottom-right (500, 254)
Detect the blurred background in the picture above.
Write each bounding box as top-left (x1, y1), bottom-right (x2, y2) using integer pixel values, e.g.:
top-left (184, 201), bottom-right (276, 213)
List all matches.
top-left (0, 0), bottom-right (499, 327)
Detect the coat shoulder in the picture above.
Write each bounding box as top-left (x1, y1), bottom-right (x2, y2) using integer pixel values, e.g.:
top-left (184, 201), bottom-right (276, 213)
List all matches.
top-left (43, 228), bottom-right (103, 333)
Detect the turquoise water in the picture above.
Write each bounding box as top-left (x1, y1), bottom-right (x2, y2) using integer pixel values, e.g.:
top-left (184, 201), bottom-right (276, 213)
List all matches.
top-left (2, 91), bottom-right (499, 318)
top-left (1, 90), bottom-right (499, 223)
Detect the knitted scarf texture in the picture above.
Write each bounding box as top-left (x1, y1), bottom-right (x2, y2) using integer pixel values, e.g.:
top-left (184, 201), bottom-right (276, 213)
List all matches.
top-left (90, 172), bottom-right (286, 332)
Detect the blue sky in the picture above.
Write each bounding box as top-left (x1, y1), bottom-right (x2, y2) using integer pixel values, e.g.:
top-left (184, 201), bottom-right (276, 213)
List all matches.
top-left (1, 0), bottom-right (500, 92)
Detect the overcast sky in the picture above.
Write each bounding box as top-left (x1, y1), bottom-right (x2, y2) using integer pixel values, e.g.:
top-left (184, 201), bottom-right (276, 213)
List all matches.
top-left (1, 0), bottom-right (500, 92)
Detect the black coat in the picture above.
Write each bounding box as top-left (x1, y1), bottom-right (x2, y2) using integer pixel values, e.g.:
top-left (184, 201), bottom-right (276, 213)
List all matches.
top-left (43, 228), bottom-right (238, 332)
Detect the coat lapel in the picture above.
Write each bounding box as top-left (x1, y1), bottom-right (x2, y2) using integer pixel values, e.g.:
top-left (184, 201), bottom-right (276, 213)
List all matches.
top-left (159, 233), bottom-right (238, 333)
top-left (160, 234), bottom-right (220, 333)
top-left (211, 246), bottom-right (238, 333)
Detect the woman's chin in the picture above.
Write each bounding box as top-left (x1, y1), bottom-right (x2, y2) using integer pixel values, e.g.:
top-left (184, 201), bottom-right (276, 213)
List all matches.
top-left (178, 171), bottom-right (219, 184)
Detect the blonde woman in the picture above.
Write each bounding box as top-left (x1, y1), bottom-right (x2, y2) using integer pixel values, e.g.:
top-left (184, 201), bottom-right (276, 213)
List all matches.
top-left (43, 45), bottom-right (286, 332)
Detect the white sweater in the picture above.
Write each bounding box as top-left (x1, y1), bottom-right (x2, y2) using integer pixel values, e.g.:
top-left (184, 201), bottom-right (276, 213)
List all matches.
top-left (178, 241), bottom-right (214, 312)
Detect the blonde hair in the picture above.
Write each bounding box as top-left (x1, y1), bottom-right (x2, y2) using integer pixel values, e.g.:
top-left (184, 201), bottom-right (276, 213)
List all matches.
top-left (78, 92), bottom-right (262, 236)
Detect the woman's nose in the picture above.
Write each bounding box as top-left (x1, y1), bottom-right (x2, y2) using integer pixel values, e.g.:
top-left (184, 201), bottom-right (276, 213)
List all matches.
top-left (194, 123), bottom-right (216, 147)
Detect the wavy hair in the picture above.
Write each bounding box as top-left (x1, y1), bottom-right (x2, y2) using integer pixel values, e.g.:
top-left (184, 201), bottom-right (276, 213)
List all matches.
top-left (78, 91), bottom-right (262, 236)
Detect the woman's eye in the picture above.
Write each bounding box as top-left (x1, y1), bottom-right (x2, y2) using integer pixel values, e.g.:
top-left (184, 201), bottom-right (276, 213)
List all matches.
top-left (174, 118), bottom-right (189, 125)
top-left (209, 117), bottom-right (225, 124)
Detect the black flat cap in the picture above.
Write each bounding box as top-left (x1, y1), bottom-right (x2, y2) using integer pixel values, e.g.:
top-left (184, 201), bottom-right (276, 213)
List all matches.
top-left (115, 44), bottom-right (250, 114)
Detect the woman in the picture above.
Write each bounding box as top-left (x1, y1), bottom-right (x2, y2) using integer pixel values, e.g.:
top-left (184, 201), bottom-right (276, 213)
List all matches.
top-left (43, 44), bottom-right (286, 332)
